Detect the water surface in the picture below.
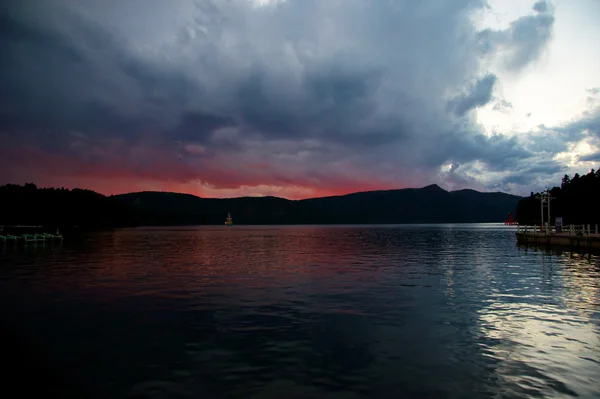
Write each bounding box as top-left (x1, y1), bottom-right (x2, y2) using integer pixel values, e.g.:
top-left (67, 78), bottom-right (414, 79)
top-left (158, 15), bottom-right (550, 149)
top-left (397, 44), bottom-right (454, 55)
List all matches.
top-left (1, 224), bottom-right (599, 398)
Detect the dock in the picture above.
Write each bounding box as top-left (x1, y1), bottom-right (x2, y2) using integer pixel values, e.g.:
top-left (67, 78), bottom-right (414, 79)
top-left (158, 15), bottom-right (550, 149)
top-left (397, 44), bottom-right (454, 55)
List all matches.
top-left (515, 188), bottom-right (600, 251)
top-left (0, 225), bottom-right (63, 244)
top-left (516, 224), bottom-right (600, 251)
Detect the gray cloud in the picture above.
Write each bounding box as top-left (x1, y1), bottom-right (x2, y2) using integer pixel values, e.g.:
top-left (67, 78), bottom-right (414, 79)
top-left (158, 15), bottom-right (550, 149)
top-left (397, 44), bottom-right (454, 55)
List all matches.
top-left (525, 130), bottom-right (569, 153)
top-left (476, 109), bottom-right (600, 193)
top-left (439, 162), bottom-right (485, 192)
top-left (478, 1), bottom-right (555, 70)
top-left (172, 111), bottom-right (236, 143)
top-left (500, 159), bottom-right (565, 187)
top-left (579, 152), bottom-right (600, 162)
top-left (533, 1), bottom-right (549, 13)
top-left (554, 109), bottom-right (600, 140)
top-left (493, 99), bottom-right (513, 113)
top-left (448, 74), bottom-right (497, 116)
top-left (0, 0), bottom-right (578, 197)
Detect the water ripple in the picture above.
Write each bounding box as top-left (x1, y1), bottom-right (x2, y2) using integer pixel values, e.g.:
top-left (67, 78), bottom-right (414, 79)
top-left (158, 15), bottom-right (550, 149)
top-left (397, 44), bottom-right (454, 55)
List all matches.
top-left (1, 224), bottom-right (599, 398)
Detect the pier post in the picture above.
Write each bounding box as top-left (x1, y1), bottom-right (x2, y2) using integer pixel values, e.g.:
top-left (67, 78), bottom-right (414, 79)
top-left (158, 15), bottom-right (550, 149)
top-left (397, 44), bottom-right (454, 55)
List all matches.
top-left (550, 193), bottom-right (555, 233)
top-left (570, 225), bottom-right (574, 236)
top-left (596, 225), bottom-right (598, 235)
top-left (588, 224), bottom-right (591, 236)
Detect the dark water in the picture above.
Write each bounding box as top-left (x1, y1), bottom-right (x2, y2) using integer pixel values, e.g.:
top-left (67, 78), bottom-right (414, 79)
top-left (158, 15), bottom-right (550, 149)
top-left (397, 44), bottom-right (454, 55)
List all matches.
top-left (1, 224), bottom-right (599, 398)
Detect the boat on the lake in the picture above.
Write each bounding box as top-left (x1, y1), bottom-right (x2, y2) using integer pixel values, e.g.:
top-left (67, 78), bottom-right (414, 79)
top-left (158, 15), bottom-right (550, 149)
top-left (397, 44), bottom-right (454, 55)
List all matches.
top-left (225, 212), bottom-right (233, 227)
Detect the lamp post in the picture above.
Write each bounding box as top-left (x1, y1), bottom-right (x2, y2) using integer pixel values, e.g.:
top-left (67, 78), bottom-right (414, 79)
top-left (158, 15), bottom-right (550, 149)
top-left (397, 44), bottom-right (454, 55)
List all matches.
top-left (546, 188), bottom-right (556, 234)
top-left (535, 192), bottom-right (546, 232)
top-left (535, 188), bottom-right (555, 234)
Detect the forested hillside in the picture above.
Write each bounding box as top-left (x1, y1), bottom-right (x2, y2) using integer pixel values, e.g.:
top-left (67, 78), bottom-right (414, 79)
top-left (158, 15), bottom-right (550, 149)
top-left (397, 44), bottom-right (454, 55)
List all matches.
top-left (515, 169), bottom-right (600, 225)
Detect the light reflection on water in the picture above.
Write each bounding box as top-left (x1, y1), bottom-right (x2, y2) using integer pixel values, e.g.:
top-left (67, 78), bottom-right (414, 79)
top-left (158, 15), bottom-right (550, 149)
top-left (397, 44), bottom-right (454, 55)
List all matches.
top-left (1, 224), bottom-right (599, 398)
top-left (476, 247), bottom-right (600, 398)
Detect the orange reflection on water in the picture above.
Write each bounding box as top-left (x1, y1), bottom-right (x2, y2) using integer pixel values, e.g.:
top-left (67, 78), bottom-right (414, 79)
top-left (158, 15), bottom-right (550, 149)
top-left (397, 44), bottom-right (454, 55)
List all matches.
top-left (49, 226), bottom-right (401, 302)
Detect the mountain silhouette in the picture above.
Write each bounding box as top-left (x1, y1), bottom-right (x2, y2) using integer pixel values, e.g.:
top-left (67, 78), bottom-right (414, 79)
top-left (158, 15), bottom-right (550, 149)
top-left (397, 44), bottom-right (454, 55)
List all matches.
top-left (0, 183), bottom-right (521, 228)
top-left (113, 184), bottom-right (521, 225)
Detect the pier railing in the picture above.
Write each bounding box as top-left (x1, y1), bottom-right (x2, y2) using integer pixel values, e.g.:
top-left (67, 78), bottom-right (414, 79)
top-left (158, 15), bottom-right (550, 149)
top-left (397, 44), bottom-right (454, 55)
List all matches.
top-left (517, 224), bottom-right (599, 236)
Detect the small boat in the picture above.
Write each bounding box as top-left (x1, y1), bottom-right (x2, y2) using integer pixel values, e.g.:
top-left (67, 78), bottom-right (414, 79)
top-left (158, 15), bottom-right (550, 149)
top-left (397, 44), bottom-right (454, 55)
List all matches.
top-left (225, 212), bottom-right (233, 227)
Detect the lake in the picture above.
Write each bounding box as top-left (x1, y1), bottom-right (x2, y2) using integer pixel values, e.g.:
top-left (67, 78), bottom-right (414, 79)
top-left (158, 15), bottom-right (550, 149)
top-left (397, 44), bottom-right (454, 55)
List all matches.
top-left (1, 224), bottom-right (599, 398)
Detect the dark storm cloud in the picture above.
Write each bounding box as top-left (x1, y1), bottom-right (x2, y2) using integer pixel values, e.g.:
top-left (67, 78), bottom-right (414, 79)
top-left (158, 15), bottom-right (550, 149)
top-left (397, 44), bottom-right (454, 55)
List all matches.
top-left (0, 3), bottom-right (142, 141)
top-left (0, 2), bottom-right (451, 139)
top-left (118, 58), bottom-right (202, 111)
top-left (172, 111), bottom-right (236, 142)
top-left (0, 10), bottom-right (83, 63)
top-left (0, 0), bottom-right (566, 195)
top-left (449, 132), bottom-right (534, 172)
top-left (231, 55), bottom-right (403, 149)
top-left (447, 74), bottom-right (497, 116)
top-left (0, 0), bottom-right (404, 151)
top-left (233, 69), bottom-right (307, 138)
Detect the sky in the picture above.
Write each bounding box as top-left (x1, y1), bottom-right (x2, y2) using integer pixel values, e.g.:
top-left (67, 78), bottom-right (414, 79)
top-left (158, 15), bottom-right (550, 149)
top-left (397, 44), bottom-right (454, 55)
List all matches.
top-left (1, 0), bottom-right (599, 199)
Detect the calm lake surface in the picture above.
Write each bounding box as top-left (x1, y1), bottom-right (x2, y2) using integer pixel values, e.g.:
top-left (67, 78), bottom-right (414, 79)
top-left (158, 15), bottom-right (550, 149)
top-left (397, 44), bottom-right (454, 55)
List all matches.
top-left (1, 224), bottom-right (599, 398)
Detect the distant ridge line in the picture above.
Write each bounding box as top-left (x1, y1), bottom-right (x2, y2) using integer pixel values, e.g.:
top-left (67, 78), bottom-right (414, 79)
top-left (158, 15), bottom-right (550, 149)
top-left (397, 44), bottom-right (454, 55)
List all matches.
top-left (114, 183), bottom-right (517, 202)
top-left (0, 183), bottom-right (522, 227)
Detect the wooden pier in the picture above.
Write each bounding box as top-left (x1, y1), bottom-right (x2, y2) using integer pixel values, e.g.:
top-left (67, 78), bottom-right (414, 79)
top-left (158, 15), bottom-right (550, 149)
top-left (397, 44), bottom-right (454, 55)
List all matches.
top-left (515, 188), bottom-right (600, 251)
top-left (0, 225), bottom-right (63, 243)
top-left (516, 224), bottom-right (600, 251)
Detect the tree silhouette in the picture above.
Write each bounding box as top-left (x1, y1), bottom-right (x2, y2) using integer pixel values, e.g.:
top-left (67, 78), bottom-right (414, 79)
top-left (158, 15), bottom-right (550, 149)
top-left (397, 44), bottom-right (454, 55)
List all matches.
top-left (516, 167), bottom-right (600, 225)
top-left (0, 184), bottom-right (135, 229)
top-left (561, 174), bottom-right (570, 189)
